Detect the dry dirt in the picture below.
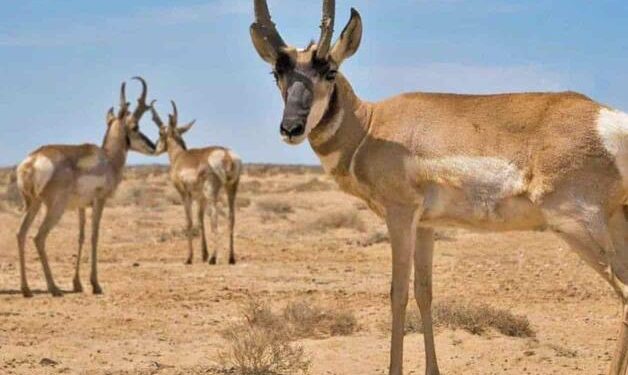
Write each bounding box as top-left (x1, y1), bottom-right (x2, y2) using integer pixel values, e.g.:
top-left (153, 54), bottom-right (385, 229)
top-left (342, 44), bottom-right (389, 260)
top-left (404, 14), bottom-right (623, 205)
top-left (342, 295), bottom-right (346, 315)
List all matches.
top-left (0, 165), bottom-right (622, 375)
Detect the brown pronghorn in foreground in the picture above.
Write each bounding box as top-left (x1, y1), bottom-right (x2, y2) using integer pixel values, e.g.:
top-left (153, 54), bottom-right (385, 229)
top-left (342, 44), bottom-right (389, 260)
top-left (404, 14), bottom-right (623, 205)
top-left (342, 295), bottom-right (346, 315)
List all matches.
top-left (250, 1), bottom-right (628, 374)
top-left (16, 77), bottom-right (156, 297)
top-left (151, 101), bottom-right (241, 265)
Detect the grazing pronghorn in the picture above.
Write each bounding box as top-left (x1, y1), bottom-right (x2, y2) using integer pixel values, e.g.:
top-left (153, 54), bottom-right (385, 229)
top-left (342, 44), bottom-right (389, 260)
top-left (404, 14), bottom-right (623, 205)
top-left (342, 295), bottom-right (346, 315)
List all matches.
top-left (250, 1), bottom-right (628, 374)
top-left (151, 101), bottom-right (241, 265)
top-left (16, 77), bottom-right (156, 297)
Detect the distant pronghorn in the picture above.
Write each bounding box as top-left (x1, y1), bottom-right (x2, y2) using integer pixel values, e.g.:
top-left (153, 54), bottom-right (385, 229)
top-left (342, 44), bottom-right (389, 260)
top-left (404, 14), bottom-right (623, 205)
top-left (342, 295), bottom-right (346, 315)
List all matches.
top-left (250, 1), bottom-right (628, 374)
top-left (16, 77), bottom-right (156, 297)
top-left (151, 101), bottom-right (241, 265)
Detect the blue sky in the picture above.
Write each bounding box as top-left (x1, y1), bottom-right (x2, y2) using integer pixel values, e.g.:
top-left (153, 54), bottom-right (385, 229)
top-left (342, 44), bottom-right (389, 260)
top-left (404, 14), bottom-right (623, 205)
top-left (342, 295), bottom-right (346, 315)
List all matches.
top-left (2, 0), bottom-right (628, 166)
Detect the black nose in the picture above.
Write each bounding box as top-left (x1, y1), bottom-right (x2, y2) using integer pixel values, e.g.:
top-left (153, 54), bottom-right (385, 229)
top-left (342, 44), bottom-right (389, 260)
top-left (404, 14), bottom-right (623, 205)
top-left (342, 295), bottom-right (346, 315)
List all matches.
top-left (280, 119), bottom-right (305, 138)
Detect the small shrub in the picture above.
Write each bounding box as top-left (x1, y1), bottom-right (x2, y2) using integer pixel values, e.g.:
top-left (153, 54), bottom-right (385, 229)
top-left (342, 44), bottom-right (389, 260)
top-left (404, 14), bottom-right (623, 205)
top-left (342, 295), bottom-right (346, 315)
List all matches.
top-left (219, 298), bottom-right (311, 375)
top-left (404, 300), bottom-right (534, 338)
top-left (308, 209), bottom-right (366, 232)
top-left (282, 300), bottom-right (358, 339)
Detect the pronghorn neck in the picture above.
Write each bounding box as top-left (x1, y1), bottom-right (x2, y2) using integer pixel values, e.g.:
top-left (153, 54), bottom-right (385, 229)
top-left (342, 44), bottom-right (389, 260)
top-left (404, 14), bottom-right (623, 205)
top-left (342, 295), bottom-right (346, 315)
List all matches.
top-left (166, 135), bottom-right (187, 162)
top-left (102, 122), bottom-right (129, 174)
top-left (308, 73), bottom-right (372, 176)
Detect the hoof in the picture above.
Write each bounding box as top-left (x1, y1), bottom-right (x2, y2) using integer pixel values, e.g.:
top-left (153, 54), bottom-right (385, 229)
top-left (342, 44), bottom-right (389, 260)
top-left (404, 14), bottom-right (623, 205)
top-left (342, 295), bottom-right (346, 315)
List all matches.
top-left (202, 252), bottom-right (209, 262)
top-left (50, 287), bottom-right (64, 298)
top-left (21, 287), bottom-right (33, 298)
top-left (92, 285), bottom-right (103, 295)
top-left (73, 279), bottom-right (83, 293)
top-left (209, 257), bottom-right (217, 265)
top-left (229, 257), bottom-right (236, 265)
top-left (185, 259), bottom-right (193, 265)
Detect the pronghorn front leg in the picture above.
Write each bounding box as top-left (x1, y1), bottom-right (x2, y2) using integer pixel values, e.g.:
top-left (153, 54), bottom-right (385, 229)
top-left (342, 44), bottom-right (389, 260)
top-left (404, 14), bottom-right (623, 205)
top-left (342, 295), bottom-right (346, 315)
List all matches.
top-left (414, 227), bottom-right (440, 375)
top-left (90, 199), bottom-right (105, 295)
top-left (182, 196), bottom-right (194, 265)
top-left (385, 204), bottom-right (418, 375)
top-left (73, 208), bottom-right (86, 293)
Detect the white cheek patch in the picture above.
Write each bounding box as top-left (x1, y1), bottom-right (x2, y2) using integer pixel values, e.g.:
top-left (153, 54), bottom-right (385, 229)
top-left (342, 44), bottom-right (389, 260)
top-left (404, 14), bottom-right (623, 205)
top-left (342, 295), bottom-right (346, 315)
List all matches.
top-left (32, 156), bottom-right (55, 194)
top-left (597, 108), bottom-right (628, 185)
top-left (305, 95), bottom-right (331, 135)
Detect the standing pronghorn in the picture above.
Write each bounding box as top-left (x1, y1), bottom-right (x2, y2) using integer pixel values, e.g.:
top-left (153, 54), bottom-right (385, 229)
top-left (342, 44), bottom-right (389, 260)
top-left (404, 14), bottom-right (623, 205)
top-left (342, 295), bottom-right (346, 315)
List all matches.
top-left (16, 77), bottom-right (156, 297)
top-left (250, 1), bottom-right (628, 374)
top-left (151, 101), bottom-right (241, 265)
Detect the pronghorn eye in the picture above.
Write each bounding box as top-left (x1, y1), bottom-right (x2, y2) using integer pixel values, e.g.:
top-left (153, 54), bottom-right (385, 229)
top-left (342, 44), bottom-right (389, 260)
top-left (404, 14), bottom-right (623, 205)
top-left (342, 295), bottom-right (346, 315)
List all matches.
top-left (271, 71), bottom-right (279, 81)
top-left (325, 70), bottom-right (338, 81)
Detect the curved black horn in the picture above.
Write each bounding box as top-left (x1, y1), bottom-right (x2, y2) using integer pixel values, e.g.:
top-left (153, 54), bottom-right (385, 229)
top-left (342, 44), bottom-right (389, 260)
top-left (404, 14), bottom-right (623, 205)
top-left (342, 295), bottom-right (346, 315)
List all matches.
top-left (118, 82), bottom-right (129, 118)
top-left (316, 0), bottom-right (335, 59)
top-left (253, 0), bottom-right (286, 50)
top-left (131, 76), bottom-right (150, 119)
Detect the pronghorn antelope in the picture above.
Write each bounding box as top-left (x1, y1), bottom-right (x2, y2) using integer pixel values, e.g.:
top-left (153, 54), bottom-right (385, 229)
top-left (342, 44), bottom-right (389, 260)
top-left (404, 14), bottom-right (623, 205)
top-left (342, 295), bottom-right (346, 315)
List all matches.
top-left (16, 77), bottom-right (156, 297)
top-left (250, 1), bottom-right (628, 374)
top-left (151, 101), bottom-right (241, 265)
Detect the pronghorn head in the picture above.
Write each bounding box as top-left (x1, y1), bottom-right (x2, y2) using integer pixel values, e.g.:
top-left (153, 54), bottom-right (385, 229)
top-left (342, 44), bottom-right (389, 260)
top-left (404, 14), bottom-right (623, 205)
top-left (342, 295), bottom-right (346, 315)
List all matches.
top-left (106, 77), bottom-right (156, 155)
top-left (250, 0), bottom-right (362, 145)
top-left (150, 100), bottom-right (196, 155)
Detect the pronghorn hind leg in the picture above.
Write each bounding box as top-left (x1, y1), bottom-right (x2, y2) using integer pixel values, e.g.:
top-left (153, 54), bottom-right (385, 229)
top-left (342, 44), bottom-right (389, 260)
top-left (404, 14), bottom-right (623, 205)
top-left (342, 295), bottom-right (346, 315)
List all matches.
top-left (198, 198), bottom-right (209, 262)
top-left (73, 208), bottom-right (86, 293)
top-left (414, 227), bottom-right (440, 375)
top-left (204, 179), bottom-right (221, 265)
top-left (385, 204), bottom-right (417, 375)
top-left (34, 198), bottom-right (68, 297)
top-left (543, 207), bottom-right (628, 375)
top-left (182, 196), bottom-right (194, 265)
top-left (226, 179), bottom-right (238, 265)
top-left (16, 199), bottom-right (42, 298)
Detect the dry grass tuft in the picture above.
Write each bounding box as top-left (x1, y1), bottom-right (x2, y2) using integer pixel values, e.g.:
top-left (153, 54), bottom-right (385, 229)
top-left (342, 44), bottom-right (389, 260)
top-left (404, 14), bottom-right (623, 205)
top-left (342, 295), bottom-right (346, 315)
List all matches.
top-left (308, 208), bottom-right (366, 232)
top-left (283, 300), bottom-right (358, 339)
top-left (256, 198), bottom-right (294, 218)
top-left (219, 298), bottom-right (311, 375)
top-left (405, 300), bottom-right (534, 338)
top-left (287, 178), bottom-right (332, 193)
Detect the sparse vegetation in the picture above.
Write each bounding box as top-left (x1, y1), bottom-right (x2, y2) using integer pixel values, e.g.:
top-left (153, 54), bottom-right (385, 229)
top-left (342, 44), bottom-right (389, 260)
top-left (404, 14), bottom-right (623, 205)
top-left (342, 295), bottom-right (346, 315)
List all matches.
top-left (219, 297), bottom-right (313, 375)
top-left (404, 300), bottom-right (534, 338)
top-left (256, 197), bottom-right (294, 218)
top-left (307, 208), bottom-right (366, 232)
top-left (219, 325), bottom-right (311, 375)
top-left (283, 300), bottom-right (358, 338)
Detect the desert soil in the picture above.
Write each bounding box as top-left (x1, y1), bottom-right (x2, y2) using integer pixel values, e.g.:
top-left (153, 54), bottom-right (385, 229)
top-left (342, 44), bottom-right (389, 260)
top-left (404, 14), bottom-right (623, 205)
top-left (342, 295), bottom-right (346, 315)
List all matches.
top-left (0, 165), bottom-right (622, 375)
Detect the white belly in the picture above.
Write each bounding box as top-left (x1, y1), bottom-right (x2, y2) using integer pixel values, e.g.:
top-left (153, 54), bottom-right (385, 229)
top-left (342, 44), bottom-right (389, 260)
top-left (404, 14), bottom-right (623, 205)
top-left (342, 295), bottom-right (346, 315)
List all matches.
top-left (420, 183), bottom-right (546, 231)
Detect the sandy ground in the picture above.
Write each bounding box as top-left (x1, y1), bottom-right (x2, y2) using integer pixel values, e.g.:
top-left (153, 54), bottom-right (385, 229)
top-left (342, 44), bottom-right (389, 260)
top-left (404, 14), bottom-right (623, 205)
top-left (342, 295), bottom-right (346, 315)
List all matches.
top-left (0, 165), bottom-right (622, 375)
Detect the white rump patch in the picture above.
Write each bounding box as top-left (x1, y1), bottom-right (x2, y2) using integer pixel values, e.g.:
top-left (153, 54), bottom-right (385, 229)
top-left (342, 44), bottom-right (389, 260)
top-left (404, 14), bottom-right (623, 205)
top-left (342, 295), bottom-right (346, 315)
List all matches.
top-left (32, 156), bottom-right (55, 194)
top-left (597, 108), bottom-right (628, 186)
top-left (208, 150), bottom-right (228, 183)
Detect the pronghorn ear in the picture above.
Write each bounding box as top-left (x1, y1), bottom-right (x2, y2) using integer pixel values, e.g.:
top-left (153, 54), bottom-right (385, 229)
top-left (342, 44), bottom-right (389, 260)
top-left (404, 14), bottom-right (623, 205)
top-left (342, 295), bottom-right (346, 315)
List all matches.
top-left (106, 107), bottom-right (116, 126)
top-left (178, 120), bottom-right (196, 135)
top-left (330, 8), bottom-right (362, 66)
top-left (250, 24), bottom-right (279, 64)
